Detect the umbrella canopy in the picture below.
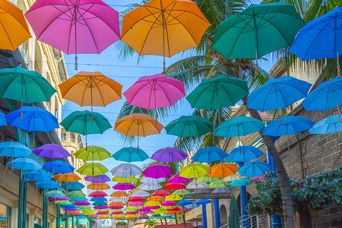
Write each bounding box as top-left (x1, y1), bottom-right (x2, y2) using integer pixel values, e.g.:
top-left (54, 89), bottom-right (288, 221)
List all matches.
top-left (178, 200), bottom-right (193, 207)
top-left (239, 161), bottom-right (271, 178)
top-left (7, 107), bottom-right (58, 132)
top-left (309, 115), bottom-right (342, 134)
top-left (87, 183), bottom-right (110, 190)
top-left (180, 163), bottom-right (209, 178)
top-left (61, 110), bottom-right (111, 135)
top-left (212, 2), bottom-right (304, 59)
top-left (131, 190), bottom-right (150, 198)
top-left (54, 173), bottom-right (81, 182)
top-left (139, 182), bottom-right (162, 191)
top-left (164, 183), bottom-right (186, 190)
top-left (0, 111), bottom-right (5, 127)
top-left (0, 142), bottom-right (31, 157)
top-left (212, 187), bottom-right (230, 194)
top-left (124, 74), bottom-right (185, 110)
top-left (85, 175), bottom-right (110, 183)
top-left (68, 191), bottom-right (85, 198)
top-left (187, 75), bottom-right (249, 110)
top-left (196, 176), bottom-right (218, 183)
top-left (192, 147), bottom-right (228, 163)
top-left (74, 146), bottom-right (111, 161)
top-left (143, 164), bottom-right (173, 179)
top-left (89, 191), bottom-right (107, 198)
top-left (168, 174), bottom-right (191, 184)
top-left (33, 144), bottom-right (70, 159)
top-left (262, 116), bottom-right (314, 137)
top-left (152, 190), bottom-right (170, 197)
top-left (215, 116), bottom-right (264, 137)
top-left (0, 66), bottom-right (55, 103)
top-left (61, 182), bottom-right (85, 191)
top-left (43, 160), bottom-right (74, 174)
top-left (208, 163), bottom-right (238, 178)
top-left (196, 199), bottom-right (211, 205)
top-left (111, 191), bottom-right (128, 198)
top-left (7, 157), bottom-right (41, 171)
top-left (173, 189), bottom-right (191, 196)
top-left (25, 170), bottom-right (52, 182)
top-left (115, 114), bottom-right (163, 136)
top-left (140, 176), bottom-right (164, 184)
top-left (77, 163), bottom-right (108, 176)
top-left (36, 180), bottom-right (59, 189)
top-left (147, 196), bottom-right (164, 202)
top-left (151, 147), bottom-right (187, 162)
top-left (247, 76), bottom-right (311, 111)
top-left (111, 163), bottom-right (142, 178)
top-left (46, 190), bottom-right (65, 198)
top-left (113, 183), bottom-right (135, 191)
top-left (59, 72), bottom-right (122, 106)
top-left (112, 176), bottom-right (138, 184)
top-left (186, 181), bottom-right (208, 189)
top-left (165, 115), bottom-right (213, 137)
top-left (165, 195), bottom-right (182, 201)
top-left (302, 77), bottom-right (342, 111)
top-left (225, 146), bottom-right (263, 163)
top-left (230, 179), bottom-right (252, 187)
top-left (113, 147), bottom-right (149, 162)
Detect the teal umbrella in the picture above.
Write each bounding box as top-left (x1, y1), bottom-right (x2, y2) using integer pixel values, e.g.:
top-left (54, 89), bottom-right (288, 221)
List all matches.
top-left (112, 147), bottom-right (149, 162)
top-left (187, 75), bottom-right (248, 110)
top-left (228, 197), bottom-right (239, 228)
top-left (165, 115), bottom-right (213, 137)
top-left (215, 116), bottom-right (264, 137)
top-left (0, 65), bottom-right (56, 104)
top-left (212, 2), bottom-right (304, 60)
top-left (46, 190), bottom-right (65, 198)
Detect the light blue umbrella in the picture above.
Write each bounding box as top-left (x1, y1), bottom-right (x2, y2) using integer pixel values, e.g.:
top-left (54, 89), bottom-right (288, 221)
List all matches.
top-left (0, 111), bottom-right (6, 126)
top-left (43, 160), bottom-right (74, 174)
top-left (36, 180), bottom-right (59, 189)
top-left (25, 169), bottom-right (52, 181)
top-left (225, 146), bottom-right (263, 163)
top-left (6, 106), bottom-right (58, 132)
top-left (192, 147), bottom-right (228, 163)
top-left (71, 197), bottom-right (88, 202)
top-left (46, 190), bottom-right (66, 198)
top-left (239, 161), bottom-right (271, 178)
top-left (61, 182), bottom-right (85, 191)
top-left (0, 142), bottom-right (31, 157)
top-left (90, 197), bottom-right (107, 202)
top-left (262, 116), bottom-right (314, 137)
top-left (302, 77), bottom-right (342, 111)
top-left (309, 115), bottom-right (342, 134)
top-left (247, 76), bottom-right (311, 111)
top-left (7, 157), bottom-right (41, 171)
top-left (215, 116), bottom-right (264, 137)
top-left (230, 179), bottom-right (251, 187)
top-left (112, 147), bottom-right (149, 162)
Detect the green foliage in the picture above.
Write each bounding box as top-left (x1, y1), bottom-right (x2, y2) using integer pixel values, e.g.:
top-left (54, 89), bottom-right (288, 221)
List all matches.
top-left (144, 219), bottom-right (157, 228)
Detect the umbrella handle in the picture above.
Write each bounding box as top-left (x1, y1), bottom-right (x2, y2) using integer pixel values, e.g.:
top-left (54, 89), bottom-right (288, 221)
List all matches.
top-left (75, 55), bottom-right (78, 71)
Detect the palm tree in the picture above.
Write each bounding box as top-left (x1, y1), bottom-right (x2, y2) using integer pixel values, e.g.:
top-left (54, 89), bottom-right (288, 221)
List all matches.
top-left (144, 219), bottom-right (157, 228)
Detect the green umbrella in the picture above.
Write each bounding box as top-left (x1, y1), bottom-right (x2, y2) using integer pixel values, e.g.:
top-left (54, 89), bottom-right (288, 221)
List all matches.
top-left (172, 189), bottom-right (191, 196)
top-left (180, 163), bottom-right (209, 178)
top-left (92, 201), bottom-right (107, 206)
top-left (187, 75), bottom-right (248, 110)
top-left (74, 146), bottom-right (111, 161)
top-left (228, 196), bottom-right (239, 228)
top-left (67, 191), bottom-right (85, 198)
top-left (165, 115), bottom-right (213, 137)
top-left (212, 2), bottom-right (304, 60)
top-left (209, 179), bottom-right (227, 189)
top-left (76, 163), bottom-right (108, 176)
top-left (54, 200), bottom-right (72, 205)
top-left (196, 176), bottom-right (218, 183)
top-left (0, 66), bottom-right (56, 104)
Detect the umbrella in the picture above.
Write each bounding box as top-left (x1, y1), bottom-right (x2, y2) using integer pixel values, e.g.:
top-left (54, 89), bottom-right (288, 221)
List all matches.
top-left (36, 181), bottom-right (59, 189)
top-left (74, 146), bottom-right (111, 161)
top-left (111, 191), bottom-right (129, 198)
top-left (165, 115), bottom-right (213, 137)
top-left (173, 189), bottom-right (191, 196)
top-left (7, 107), bottom-right (58, 132)
top-left (239, 161), bottom-right (271, 178)
top-left (59, 71), bottom-right (122, 106)
top-left (46, 190), bottom-right (65, 198)
top-left (151, 147), bottom-right (187, 162)
top-left (214, 116), bottom-right (264, 137)
top-left (0, 142), bottom-right (31, 157)
top-left (61, 182), bottom-right (85, 191)
top-left (192, 147), bottom-right (228, 163)
top-left (53, 173), bottom-right (81, 182)
top-left (164, 183), bottom-right (186, 190)
top-left (262, 116), bottom-right (314, 137)
top-left (89, 191), bottom-right (107, 198)
top-left (112, 176), bottom-right (138, 184)
top-left (131, 190), bottom-right (150, 198)
top-left (212, 2), bottom-right (304, 60)
top-left (61, 110), bottom-right (111, 135)
top-left (147, 196), bottom-right (164, 202)
top-left (43, 160), bottom-right (74, 174)
top-left (180, 163), bottom-right (209, 178)
top-left (187, 180), bottom-right (207, 189)
top-left (247, 76), bottom-right (311, 111)
top-left (209, 163), bottom-right (238, 178)
top-left (87, 183), bottom-right (110, 190)
top-left (7, 157), bottom-right (41, 171)
top-left (187, 75), bottom-right (249, 110)
top-left (230, 179), bottom-right (252, 187)
top-left (143, 164), bottom-right (173, 178)
top-left (140, 176), bottom-right (164, 184)
top-left (26, 0), bottom-right (120, 69)
top-left (113, 183), bottom-right (135, 191)
top-left (121, 0), bottom-right (210, 71)
top-left (77, 163), bottom-right (108, 176)
top-left (225, 146), bottom-right (263, 163)
top-left (111, 163), bottom-right (142, 178)
top-left (90, 197), bottom-right (106, 202)
top-left (0, 66), bottom-right (55, 103)
top-left (139, 182), bottom-right (162, 191)
top-left (33, 144), bottom-right (70, 159)
top-left (209, 180), bottom-right (227, 189)
top-left (196, 176), bottom-right (218, 183)
top-left (178, 200), bottom-right (193, 207)
top-left (113, 147), bottom-right (149, 162)
top-left (74, 201), bottom-right (90, 206)
top-left (302, 77), bottom-right (342, 112)
top-left (212, 187), bottom-right (231, 194)
top-left (168, 174), bottom-right (191, 184)
top-left (0, 111), bottom-right (5, 127)
top-left (85, 175), bottom-right (110, 183)
top-left (196, 199), bottom-right (211, 205)
top-left (152, 190), bottom-right (170, 197)
top-left (25, 170), bottom-right (52, 182)
top-left (67, 191), bottom-right (85, 198)
top-left (309, 115), bottom-right (342, 134)
top-left (124, 74), bottom-right (185, 110)
top-left (115, 114), bottom-right (163, 136)
top-left (162, 201), bottom-right (177, 207)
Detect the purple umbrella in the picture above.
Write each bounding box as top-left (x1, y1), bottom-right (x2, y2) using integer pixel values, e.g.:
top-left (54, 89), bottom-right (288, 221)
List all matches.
top-left (33, 144), bottom-right (70, 159)
top-left (143, 164), bottom-right (174, 179)
top-left (151, 147), bottom-right (187, 162)
top-left (74, 201), bottom-right (90, 206)
top-left (113, 183), bottom-right (135, 190)
top-left (85, 174), bottom-right (110, 183)
top-left (93, 206), bottom-right (107, 209)
top-left (168, 174), bottom-right (191, 183)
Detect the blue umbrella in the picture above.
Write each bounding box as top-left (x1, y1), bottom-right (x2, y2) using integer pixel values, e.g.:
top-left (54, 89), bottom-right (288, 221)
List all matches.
top-left (225, 146), bottom-right (263, 163)
top-left (262, 116), bottom-right (314, 137)
top-left (90, 197), bottom-right (107, 202)
top-left (247, 76), bottom-right (311, 111)
top-left (7, 157), bottom-right (41, 171)
top-left (178, 200), bottom-right (194, 207)
top-left (36, 180), bottom-right (59, 189)
top-left (61, 205), bottom-right (76, 210)
top-left (215, 116), bottom-right (264, 137)
top-left (239, 161), bottom-right (271, 178)
top-left (196, 199), bottom-right (211, 205)
top-left (230, 179), bottom-right (251, 187)
top-left (61, 182), bottom-right (85, 191)
top-left (192, 147), bottom-right (228, 163)
top-left (0, 142), bottom-right (31, 157)
top-left (6, 106), bottom-right (58, 132)
top-left (25, 169), bottom-right (52, 182)
top-left (43, 160), bottom-right (74, 174)
top-left (309, 115), bottom-right (342, 134)
top-left (302, 77), bottom-right (342, 111)
top-left (0, 111), bottom-right (6, 126)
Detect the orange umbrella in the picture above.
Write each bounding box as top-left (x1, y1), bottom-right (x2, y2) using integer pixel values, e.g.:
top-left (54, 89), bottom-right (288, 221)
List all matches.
top-left (53, 173), bottom-right (81, 182)
top-left (121, 0), bottom-right (210, 71)
top-left (87, 183), bottom-right (110, 190)
top-left (115, 114), bottom-right (163, 136)
top-left (109, 202), bottom-right (125, 207)
top-left (208, 163), bottom-right (238, 178)
top-left (0, 0), bottom-right (31, 50)
top-left (147, 196), bottom-right (164, 202)
top-left (59, 72), bottom-right (122, 107)
top-left (111, 191), bottom-right (129, 198)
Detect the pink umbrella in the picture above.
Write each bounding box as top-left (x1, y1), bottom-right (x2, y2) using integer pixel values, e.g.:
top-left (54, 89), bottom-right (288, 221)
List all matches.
top-left (113, 183), bottom-right (135, 191)
top-left (25, 0), bottom-right (120, 69)
top-left (146, 205), bottom-right (160, 210)
top-left (128, 201), bottom-right (144, 207)
top-left (109, 206), bottom-right (124, 210)
top-left (143, 164), bottom-right (173, 179)
top-left (74, 201), bottom-right (90, 206)
top-left (139, 207), bottom-right (152, 214)
top-left (93, 206), bottom-right (107, 209)
top-left (161, 201), bottom-right (177, 207)
top-left (168, 174), bottom-right (191, 183)
top-left (124, 74), bottom-right (185, 110)
top-left (112, 211), bottom-right (124, 214)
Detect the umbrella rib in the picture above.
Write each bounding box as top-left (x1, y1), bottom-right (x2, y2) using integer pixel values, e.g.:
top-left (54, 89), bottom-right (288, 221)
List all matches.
top-left (77, 7), bottom-right (100, 53)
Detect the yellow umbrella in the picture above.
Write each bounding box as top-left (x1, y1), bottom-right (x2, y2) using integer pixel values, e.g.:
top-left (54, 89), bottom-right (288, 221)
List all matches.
top-left (208, 163), bottom-right (238, 178)
top-left (53, 173), bottom-right (81, 182)
top-left (59, 71), bottom-right (122, 107)
top-left (145, 201), bottom-right (160, 207)
top-left (0, 0), bottom-right (31, 50)
top-left (165, 194), bottom-right (182, 201)
top-left (87, 183), bottom-right (110, 190)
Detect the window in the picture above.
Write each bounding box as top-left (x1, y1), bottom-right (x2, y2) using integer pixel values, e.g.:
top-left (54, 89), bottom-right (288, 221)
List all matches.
top-left (0, 202), bottom-right (11, 228)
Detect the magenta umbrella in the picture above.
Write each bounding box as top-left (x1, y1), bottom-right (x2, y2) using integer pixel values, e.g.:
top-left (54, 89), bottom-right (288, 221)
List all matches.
top-left (93, 206), bottom-right (107, 210)
top-left (168, 174), bottom-right (191, 183)
top-left (128, 201), bottom-right (144, 207)
top-left (143, 164), bottom-right (173, 179)
top-left (139, 207), bottom-right (152, 214)
top-left (151, 147), bottom-right (187, 162)
top-left (113, 183), bottom-right (135, 191)
top-left (74, 201), bottom-right (90, 206)
top-left (124, 74), bottom-right (185, 110)
top-left (109, 206), bottom-right (123, 210)
top-left (25, 0), bottom-right (120, 69)
top-left (162, 201), bottom-right (177, 207)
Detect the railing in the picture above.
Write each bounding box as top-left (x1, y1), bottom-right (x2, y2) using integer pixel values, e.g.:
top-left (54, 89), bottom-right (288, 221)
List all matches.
top-left (218, 214), bottom-right (269, 228)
